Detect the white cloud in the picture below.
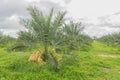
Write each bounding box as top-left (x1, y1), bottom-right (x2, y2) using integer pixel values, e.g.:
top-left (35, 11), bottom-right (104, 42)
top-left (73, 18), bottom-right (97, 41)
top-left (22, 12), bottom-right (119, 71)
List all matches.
top-left (84, 25), bottom-right (120, 37)
top-left (7, 14), bottom-right (19, 22)
top-left (67, 0), bottom-right (120, 18)
top-left (0, 28), bottom-right (19, 37)
top-left (0, 0), bottom-right (120, 37)
top-left (25, 0), bottom-right (40, 3)
top-left (49, 0), bottom-right (66, 7)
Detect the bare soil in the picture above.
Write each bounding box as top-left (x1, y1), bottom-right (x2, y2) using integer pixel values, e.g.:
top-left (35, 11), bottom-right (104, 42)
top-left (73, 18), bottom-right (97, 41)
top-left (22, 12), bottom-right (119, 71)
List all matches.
top-left (98, 53), bottom-right (120, 58)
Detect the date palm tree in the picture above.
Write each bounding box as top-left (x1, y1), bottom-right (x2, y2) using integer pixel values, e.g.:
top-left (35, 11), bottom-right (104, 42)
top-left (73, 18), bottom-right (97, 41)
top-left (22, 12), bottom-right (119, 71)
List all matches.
top-left (62, 21), bottom-right (84, 49)
top-left (20, 6), bottom-right (66, 61)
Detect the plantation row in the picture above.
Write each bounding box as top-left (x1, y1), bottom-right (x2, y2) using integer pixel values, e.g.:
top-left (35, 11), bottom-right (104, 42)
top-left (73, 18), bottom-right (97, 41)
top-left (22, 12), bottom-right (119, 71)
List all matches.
top-left (98, 32), bottom-right (120, 46)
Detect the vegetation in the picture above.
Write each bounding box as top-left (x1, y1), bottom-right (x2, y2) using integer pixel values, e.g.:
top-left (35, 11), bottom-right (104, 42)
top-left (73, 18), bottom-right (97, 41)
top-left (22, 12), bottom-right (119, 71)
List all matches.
top-left (0, 41), bottom-right (120, 80)
top-left (0, 33), bottom-right (16, 47)
top-left (0, 6), bottom-right (120, 80)
top-left (98, 32), bottom-right (120, 46)
top-left (12, 6), bottom-right (92, 71)
top-left (19, 7), bottom-right (66, 62)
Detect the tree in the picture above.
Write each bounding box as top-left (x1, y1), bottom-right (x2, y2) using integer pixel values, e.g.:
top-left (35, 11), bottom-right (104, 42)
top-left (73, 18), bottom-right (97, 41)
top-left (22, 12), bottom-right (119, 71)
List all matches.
top-left (20, 6), bottom-right (66, 61)
top-left (0, 31), bottom-right (3, 37)
top-left (62, 21), bottom-right (84, 50)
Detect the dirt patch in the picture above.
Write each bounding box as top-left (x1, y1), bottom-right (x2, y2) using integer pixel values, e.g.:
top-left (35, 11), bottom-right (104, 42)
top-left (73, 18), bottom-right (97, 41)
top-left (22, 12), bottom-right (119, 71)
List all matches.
top-left (103, 68), bottom-right (110, 73)
top-left (98, 54), bottom-right (120, 58)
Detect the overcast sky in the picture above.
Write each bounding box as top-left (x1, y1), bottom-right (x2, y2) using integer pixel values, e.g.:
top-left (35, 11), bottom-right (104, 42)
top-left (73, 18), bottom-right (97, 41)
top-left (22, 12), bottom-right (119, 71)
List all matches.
top-left (0, 0), bottom-right (120, 37)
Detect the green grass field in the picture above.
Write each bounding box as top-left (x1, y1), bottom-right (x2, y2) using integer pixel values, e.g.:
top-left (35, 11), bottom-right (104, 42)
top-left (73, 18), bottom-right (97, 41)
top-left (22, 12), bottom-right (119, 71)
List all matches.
top-left (0, 41), bottom-right (120, 80)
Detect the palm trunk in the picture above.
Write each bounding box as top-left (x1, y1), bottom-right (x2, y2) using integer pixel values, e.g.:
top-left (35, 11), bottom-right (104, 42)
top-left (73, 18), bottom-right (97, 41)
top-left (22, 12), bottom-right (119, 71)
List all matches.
top-left (42, 34), bottom-right (49, 61)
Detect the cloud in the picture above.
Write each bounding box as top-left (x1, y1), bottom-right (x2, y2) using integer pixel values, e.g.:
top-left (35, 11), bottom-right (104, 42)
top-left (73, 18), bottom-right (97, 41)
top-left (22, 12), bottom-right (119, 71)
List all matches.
top-left (81, 13), bottom-right (120, 37)
top-left (34, 0), bottom-right (65, 14)
top-left (67, 0), bottom-right (120, 18)
top-left (0, 0), bottom-right (28, 20)
top-left (0, 0), bottom-right (28, 36)
top-left (0, 29), bottom-right (19, 37)
top-left (0, 0), bottom-right (69, 37)
top-left (83, 25), bottom-right (120, 37)
top-left (0, 14), bottom-right (23, 29)
top-left (98, 13), bottom-right (120, 28)
top-left (0, 0), bottom-right (120, 38)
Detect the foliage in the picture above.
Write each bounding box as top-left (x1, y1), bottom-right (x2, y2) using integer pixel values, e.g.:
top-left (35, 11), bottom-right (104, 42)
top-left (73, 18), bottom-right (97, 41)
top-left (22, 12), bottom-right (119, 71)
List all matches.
top-left (78, 34), bottom-right (93, 46)
top-left (58, 21), bottom-right (93, 52)
top-left (98, 32), bottom-right (120, 46)
top-left (0, 35), bottom-right (16, 47)
top-left (14, 6), bottom-right (93, 72)
top-left (21, 7), bottom-right (65, 61)
top-left (9, 31), bottom-right (39, 51)
top-left (18, 31), bottom-right (39, 44)
top-left (62, 21), bottom-right (83, 49)
top-left (8, 42), bottom-right (29, 52)
top-left (0, 31), bottom-right (3, 37)
top-left (18, 6), bottom-right (93, 51)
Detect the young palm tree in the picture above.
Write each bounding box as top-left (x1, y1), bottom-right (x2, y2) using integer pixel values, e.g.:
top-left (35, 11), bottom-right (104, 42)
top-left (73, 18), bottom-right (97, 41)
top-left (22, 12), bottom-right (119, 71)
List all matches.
top-left (62, 21), bottom-right (84, 50)
top-left (20, 6), bottom-right (66, 61)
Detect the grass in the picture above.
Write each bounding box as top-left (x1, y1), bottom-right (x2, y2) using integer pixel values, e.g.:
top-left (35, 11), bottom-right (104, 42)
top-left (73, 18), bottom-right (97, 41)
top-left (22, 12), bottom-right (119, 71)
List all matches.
top-left (0, 41), bottom-right (120, 80)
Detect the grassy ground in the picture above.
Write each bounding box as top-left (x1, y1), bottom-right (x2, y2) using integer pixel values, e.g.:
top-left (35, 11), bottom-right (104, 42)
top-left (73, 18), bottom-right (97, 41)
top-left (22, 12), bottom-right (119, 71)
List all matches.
top-left (0, 41), bottom-right (120, 80)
